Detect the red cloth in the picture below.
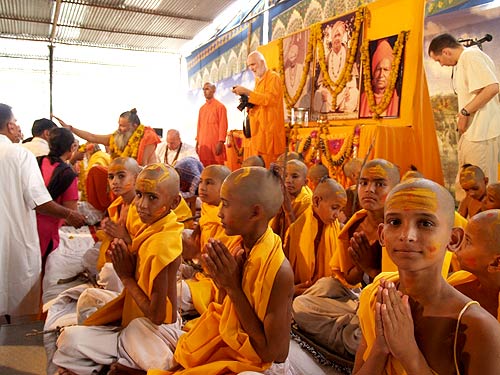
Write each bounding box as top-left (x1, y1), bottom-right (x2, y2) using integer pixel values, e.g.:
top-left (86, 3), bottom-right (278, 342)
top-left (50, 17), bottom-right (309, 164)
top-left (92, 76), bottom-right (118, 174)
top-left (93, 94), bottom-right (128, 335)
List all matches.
top-left (196, 98), bottom-right (228, 166)
top-left (86, 165), bottom-right (114, 212)
top-left (36, 158), bottom-right (78, 256)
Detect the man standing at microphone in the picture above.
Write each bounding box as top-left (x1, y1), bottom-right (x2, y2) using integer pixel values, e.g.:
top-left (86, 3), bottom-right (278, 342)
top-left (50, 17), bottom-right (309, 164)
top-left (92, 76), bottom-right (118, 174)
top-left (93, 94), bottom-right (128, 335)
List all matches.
top-left (232, 51), bottom-right (285, 167)
top-left (429, 33), bottom-right (500, 201)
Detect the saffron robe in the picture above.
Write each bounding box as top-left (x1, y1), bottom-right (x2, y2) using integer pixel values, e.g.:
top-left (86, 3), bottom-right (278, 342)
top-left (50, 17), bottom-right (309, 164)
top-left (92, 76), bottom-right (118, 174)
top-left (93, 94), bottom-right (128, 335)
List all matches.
top-left (248, 69), bottom-right (286, 165)
top-left (196, 98), bottom-right (228, 166)
top-left (149, 227), bottom-right (286, 374)
top-left (271, 185), bottom-right (312, 241)
top-left (96, 196), bottom-right (127, 272)
top-left (186, 202), bottom-right (242, 315)
top-left (285, 205), bottom-right (341, 285)
top-left (84, 211), bottom-right (183, 327)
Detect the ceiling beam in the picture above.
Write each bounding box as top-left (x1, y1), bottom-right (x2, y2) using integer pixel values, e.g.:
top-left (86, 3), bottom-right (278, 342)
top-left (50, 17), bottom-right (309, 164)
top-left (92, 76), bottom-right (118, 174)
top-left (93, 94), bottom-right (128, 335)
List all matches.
top-left (61, 0), bottom-right (213, 23)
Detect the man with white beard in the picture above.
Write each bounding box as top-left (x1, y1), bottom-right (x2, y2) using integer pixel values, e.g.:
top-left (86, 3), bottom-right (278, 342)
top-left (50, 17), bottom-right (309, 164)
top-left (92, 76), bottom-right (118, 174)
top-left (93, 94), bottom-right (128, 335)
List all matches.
top-left (53, 109), bottom-right (160, 211)
top-left (53, 108), bottom-right (160, 166)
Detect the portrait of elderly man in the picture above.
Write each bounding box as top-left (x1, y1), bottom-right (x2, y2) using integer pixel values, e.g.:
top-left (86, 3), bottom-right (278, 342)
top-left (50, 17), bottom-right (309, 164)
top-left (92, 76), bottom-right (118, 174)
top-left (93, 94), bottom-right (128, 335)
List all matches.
top-left (284, 30), bottom-right (311, 110)
top-left (327, 21), bottom-right (348, 82)
top-left (359, 38), bottom-right (401, 118)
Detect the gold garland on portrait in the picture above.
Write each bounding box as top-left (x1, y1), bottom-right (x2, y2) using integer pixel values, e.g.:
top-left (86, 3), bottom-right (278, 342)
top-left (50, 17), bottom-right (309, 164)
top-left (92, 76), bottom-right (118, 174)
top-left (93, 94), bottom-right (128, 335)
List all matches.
top-left (314, 7), bottom-right (366, 108)
top-left (360, 31), bottom-right (409, 118)
top-left (109, 124), bottom-right (145, 159)
top-left (278, 31), bottom-right (315, 109)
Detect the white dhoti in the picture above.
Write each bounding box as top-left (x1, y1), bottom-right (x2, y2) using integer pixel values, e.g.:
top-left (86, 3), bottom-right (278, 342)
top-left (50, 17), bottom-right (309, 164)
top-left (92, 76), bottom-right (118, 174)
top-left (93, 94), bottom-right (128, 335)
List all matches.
top-left (53, 317), bottom-right (184, 375)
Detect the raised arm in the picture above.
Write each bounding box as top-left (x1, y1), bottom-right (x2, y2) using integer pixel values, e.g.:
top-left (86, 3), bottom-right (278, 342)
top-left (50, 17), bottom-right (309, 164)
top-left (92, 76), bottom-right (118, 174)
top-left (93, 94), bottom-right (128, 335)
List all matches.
top-left (53, 115), bottom-right (111, 145)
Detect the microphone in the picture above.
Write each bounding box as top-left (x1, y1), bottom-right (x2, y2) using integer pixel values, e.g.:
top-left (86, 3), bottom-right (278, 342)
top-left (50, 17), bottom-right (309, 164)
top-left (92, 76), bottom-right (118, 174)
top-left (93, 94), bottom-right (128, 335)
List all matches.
top-left (476, 34), bottom-right (493, 44)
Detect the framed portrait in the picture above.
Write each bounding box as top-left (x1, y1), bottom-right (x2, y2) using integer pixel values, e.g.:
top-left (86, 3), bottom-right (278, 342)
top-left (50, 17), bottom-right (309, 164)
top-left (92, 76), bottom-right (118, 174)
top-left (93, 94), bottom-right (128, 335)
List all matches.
top-left (282, 29), bottom-right (313, 112)
top-left (359, 34), bottom-right (406, 119)
top-left (312, 11), bottom-right (363, 121)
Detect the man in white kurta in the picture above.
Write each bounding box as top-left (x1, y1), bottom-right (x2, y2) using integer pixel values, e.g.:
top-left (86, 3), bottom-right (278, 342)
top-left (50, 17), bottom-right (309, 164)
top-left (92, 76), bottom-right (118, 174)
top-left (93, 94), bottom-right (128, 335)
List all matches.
top-left (155, 129), bottom-right (199, 166)
top-left (429, 34), bottom-right (500, 201)
top-left (0, 106), bottom-right (52, 317)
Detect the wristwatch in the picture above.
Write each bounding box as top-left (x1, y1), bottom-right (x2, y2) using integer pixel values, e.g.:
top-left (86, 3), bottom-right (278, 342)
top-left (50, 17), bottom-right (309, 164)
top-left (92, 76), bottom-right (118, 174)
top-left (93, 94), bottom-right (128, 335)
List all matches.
top-left (460, 108), bottom-right (471, 117)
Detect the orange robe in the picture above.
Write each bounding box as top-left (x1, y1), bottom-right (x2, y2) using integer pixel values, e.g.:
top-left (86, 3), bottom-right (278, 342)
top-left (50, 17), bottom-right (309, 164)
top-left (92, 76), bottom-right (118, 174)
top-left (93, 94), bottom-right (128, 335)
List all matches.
top-left (359, 90), bottom-right (399, 118)
top-left (271, 185), bottom-right (312, 241)
top-left (186, 202), bottom-right (241, 315)
top-left (85, 211), bottom-right (183, 327)
top-left (149, 227), bottom-right (286, 375)
top-left (95, 196), bottom-right (127, 271)
top-left (196, 98), bottom-right (228, 166)
top-left (248, 69), bottom-right (286, 167)
top-left (285, 205), bottom-right (341, 285)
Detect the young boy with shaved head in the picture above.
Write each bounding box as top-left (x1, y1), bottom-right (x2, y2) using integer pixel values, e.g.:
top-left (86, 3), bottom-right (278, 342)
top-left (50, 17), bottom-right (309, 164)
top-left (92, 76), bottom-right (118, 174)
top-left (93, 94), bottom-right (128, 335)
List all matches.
top-left (332, 158), bottom-right (400, 286)
top-left (271, 159), bottom-right (312, 241)
top-left (306, 163), bottom-right (329, 193)
top-left (146, 166), bottom-right (295, 374)
top-left (54, 163), bottom-right (183, 375)
top-left (354, 179), bottom-right (500, 374)
top-left (458, 164), bottom-right (488, 219)
top-left (482, 182), bottom-right (500, 211)
top-left (448, 209), bottom-right (500, 320)
top-left (180, 165), bottom-right (237, 315)
top-left (285, 178), bottom-right (346, 296)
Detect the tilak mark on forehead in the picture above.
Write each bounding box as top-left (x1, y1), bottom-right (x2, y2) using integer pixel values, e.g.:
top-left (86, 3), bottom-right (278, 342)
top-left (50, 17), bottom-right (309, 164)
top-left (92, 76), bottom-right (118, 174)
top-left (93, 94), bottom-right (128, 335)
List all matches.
top-left (365, 165), bottom-right (388, 178)
top-left (386, 187), bottom-right (437, 212)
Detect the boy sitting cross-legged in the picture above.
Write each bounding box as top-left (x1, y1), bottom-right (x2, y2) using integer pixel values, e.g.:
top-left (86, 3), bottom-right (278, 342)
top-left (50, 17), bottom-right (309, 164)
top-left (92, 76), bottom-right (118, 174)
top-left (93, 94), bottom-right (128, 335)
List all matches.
top-left (54, 163), bottom-right (184, 375)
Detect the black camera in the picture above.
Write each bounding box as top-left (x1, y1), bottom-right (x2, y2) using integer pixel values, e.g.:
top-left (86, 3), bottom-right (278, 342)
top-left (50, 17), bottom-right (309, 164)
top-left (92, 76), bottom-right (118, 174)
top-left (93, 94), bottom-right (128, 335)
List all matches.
top-left (237, 94), bottom-right (254, 111)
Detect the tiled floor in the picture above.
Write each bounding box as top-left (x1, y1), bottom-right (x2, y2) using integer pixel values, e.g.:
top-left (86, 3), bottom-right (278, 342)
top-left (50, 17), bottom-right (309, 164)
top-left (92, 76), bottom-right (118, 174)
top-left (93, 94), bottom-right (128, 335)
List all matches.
top-left (0, 320), bottom-right (47, 375)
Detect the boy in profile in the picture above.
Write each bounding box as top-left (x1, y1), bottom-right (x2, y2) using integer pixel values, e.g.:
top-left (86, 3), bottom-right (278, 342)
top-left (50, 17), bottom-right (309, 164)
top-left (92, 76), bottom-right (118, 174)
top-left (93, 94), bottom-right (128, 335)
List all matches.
top-left (354, 179), bottom-right (500, 374)
top-left (482, 182), bottom-right (500, 211)
top-left (306, 163), bottom-right (329, 193)
top-left (149, 166), bottom-right (295, 374)
top-left (448, 209), bottom-right (500, 320)
top-left (180, 165), bottom-right (238, 315)
top-left (54, 163), bottom-right (184, 374)
top-left (285, 178), bottom-right (346, 296)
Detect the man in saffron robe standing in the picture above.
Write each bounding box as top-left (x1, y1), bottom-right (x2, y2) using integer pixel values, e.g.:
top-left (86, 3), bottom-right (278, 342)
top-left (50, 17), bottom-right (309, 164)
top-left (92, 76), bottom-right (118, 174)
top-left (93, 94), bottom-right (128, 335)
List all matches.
top-left (233, 51), bottom-right (286, 167)
top-left (196, 82), bottom-right (228, 167)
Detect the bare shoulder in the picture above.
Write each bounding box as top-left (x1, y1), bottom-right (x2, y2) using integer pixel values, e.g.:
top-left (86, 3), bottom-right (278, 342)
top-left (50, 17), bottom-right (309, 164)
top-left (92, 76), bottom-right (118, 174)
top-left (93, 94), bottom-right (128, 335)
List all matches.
top-left (459, 303), bottom-right (500, 372)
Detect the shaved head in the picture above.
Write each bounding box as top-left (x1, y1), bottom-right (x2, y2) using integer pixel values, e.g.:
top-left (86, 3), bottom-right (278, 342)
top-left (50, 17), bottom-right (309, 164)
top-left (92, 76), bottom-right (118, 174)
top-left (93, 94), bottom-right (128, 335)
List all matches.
top-left (469, 210), bottom-right (500, 253)
top-left (109, 157), bottom-right (141, 175)
top-left (308, 164), bottom-right (329, 180)
top-left (203, 165), bottom-right (231, 183)
top-left (138, 163), bottom-right (179, 198)
top-left (241, 155), bottom-right (266, 168)
top-left (287, 159), bottom-right (308, 178)
top-left (460, 164), bottom-right (486, 183)
top-left (224, 167), bottom-right (283, 219)
top-left (386, 178), bottom-right (455, 228)
top-left (314, 178), bottom-right (346, 200)
top-left (363, 158), bottom-right (400, 185)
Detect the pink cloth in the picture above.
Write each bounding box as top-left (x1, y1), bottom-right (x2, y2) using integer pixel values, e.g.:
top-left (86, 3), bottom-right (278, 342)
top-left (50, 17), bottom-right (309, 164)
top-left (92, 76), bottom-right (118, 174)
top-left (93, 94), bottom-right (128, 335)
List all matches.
top-left (36, 158), bottom-right (78, 256)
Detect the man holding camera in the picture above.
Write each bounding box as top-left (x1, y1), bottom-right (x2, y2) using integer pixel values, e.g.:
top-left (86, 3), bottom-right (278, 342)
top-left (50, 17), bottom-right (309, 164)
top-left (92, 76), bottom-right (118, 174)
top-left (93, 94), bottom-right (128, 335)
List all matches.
top-left (196, 82), bottom-right (228, 166)
top-left (233, 51), bottom-right (285, 167)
